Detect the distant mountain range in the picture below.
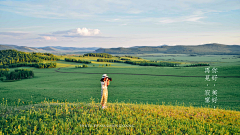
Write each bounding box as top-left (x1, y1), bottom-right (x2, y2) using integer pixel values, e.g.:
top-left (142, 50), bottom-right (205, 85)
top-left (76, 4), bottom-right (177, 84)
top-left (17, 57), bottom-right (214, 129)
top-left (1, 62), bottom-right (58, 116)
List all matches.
top-left (1, 43), bottom-right (240, 55)
top-left (96, 43), bottom-right (240, 55)
top-left (0, 44), bottom-right (99, 53)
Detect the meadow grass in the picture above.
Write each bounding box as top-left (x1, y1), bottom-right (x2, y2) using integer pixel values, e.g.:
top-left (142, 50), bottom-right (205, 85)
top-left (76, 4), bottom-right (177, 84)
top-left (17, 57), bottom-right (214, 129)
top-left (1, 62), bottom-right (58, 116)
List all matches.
top-left (140, 54), bottom-right (240, 66)
top-left (0, 54), bottom-right (239, 110)
top-left (0, 63), bottom-right (239, 111)
top-left (0, 54), bottom-right (240, 134)
top-left (0, 99), bottom-right (239, 134)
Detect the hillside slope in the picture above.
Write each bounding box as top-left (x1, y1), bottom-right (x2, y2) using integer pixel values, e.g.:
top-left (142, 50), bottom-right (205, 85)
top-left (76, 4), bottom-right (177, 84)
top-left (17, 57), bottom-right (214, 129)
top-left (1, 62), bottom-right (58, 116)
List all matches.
top-left (0, 44), bottom-right (98, 53)
top-left (0, 100), bottom-right (239, 134)
top-left (0, 45), bottom-right (40, 52)
top-left (96, 43), bottom-right (240, 54)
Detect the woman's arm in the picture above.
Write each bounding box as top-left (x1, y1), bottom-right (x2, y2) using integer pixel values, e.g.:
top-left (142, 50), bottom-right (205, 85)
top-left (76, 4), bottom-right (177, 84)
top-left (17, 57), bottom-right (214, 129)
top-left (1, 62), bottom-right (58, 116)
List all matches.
top-left (101, 81), bottom-right (106, 89)
top-left (101, 81), bottom-right (108, 89)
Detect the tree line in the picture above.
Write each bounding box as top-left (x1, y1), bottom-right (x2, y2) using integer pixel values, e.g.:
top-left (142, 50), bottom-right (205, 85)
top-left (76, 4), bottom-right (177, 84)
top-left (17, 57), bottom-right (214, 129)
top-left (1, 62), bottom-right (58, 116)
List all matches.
top-left (97, 59), bottom-right (122, 63)
top-left (0, 49), bottom-right (59, 67)
top-left (0, 68), bottom-right (9, 77)
top-left (33, 55), bottom-right (59, 61)
top-left (184, 63), bottom-right (210, 67)
top-left (125, 60), bottom-right (180, 67)
top-left (37, 63), bottom-right (57, 68)
top-left (123, 55), bottom-right (142, 59)
top-left (65, 58), bottom-right (91, 64)
top-left (0, 68), bottom-right (34, 81)
top-left (82, 53), bottom-right (113, 58)
top-left (75, 64), bottom-right (88, 68)
top-left (97, 58), bottom-right (180, 67)
top-left (0, 62), bottom-right (57, 69)
top-left (120, 58), bottom-right (130, 61)
top-left (32, 52), bottom-right (55, 57)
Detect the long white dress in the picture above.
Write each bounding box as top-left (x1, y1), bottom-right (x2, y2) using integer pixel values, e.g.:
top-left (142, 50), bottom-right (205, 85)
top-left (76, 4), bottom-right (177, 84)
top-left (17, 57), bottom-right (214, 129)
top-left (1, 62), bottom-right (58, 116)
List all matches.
top-left (100, 81), bottom-right (108, 106)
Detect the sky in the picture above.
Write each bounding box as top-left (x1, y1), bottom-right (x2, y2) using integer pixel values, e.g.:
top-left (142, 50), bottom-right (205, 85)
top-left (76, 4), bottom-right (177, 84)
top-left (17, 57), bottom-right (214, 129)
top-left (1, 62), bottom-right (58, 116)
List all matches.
top-left (0, 0), bottom-right (240, 48)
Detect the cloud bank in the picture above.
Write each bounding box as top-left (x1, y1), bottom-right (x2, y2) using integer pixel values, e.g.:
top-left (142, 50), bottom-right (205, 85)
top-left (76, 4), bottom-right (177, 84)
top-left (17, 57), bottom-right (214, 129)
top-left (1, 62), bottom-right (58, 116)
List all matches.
top-left (72, 28), bottom-right (100, 36)
top-left (50, 28), bottom-right (101, 37)
top-left (43, 36), bottom-right (57, 41)
top-left (0, 0), bottom-right (239, 47)
top-left (32, 27), bottom-right (101, 42)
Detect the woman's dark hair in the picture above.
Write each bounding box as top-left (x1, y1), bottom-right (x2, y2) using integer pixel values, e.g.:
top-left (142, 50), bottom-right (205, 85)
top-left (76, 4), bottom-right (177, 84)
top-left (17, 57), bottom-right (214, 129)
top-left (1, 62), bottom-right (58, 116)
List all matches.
top-left (100, 78), bottom-right (105, 82)
top-left (100, 77), bottom-right (112, 82)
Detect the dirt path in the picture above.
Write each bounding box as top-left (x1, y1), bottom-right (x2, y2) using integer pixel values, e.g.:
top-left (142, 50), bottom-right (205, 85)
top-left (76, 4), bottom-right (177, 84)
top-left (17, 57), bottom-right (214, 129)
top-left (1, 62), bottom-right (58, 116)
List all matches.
top-left (51, 66), bottom-right (240, 78)
top-left (55, 64), bottom-right (73, 72)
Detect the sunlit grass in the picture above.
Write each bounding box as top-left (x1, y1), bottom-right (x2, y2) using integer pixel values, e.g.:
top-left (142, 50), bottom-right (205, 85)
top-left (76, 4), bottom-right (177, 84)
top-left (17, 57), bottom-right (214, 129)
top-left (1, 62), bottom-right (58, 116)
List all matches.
top-left (55, 55), bottom-right (190, 68)
top-left (56, 63), bottom-right (72, 68)
top-left (0, 98), bottom-right (239, 134)
top-left (109, 66), bottom-right (138, 68)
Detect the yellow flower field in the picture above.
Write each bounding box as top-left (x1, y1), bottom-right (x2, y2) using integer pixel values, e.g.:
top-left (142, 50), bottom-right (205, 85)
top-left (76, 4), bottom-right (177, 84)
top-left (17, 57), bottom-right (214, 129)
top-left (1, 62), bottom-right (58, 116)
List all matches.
top-left (0, 99), bottom-right (239, 134)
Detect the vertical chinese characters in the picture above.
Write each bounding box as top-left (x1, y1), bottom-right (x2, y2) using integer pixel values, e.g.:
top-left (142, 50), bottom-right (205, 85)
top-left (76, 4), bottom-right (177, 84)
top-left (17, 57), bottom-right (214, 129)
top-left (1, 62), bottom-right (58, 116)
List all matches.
top-left (205, 67), bottom-right (218, 108)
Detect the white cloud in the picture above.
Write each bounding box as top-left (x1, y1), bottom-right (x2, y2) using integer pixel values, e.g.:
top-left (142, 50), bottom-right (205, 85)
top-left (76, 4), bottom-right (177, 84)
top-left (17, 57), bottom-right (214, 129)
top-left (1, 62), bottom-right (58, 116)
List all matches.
top-left (39, 28), bottom-right (101, 38)
top-left (67, 28), bottom-right (100, 36)
top-left (77, 28), bottom-right (100, 36)
top-left (43, 36), bottom-right (57, 41)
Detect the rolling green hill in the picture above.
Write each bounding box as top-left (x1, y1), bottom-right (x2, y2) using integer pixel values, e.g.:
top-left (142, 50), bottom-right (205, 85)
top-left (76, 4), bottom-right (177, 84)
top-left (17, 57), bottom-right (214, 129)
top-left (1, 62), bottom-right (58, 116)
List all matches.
top-left (96, 43), bottom-right (240, 55)
top-left (0, 45), bottom-right (39, 52)
top-left (2, 43), bottom-right (240, 55)
top-left (0, 44), bottom-right (98, 53)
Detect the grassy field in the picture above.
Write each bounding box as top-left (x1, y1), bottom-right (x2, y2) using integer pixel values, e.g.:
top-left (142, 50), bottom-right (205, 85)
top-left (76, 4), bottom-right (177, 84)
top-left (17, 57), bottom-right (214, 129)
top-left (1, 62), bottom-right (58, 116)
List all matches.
top-left (0, 55), bottom-right (239, 110)
top-left (0, 100), bottom-right (239, 134)
top-left (0, 54), bottom-right (240, 134)
top-left (138, 54), bottom-right (240, 66)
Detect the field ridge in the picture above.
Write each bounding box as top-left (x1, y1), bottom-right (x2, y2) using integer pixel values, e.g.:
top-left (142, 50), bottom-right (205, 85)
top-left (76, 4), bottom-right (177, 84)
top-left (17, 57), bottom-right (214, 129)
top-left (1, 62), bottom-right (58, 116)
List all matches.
top-left (1, 100), bottom-right (240, 134)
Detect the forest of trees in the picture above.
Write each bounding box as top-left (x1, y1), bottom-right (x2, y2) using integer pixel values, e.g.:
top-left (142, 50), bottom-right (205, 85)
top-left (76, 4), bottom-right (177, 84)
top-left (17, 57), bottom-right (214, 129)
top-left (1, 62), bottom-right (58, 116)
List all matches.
top-left (124, 55), bottom-right (142, 59)
top-left (75, 64), bottom-right (88, 68)
top-left (97, 59), bottom-right (122, 63)
top-left (184, 63), bottom-right (210, 67)
top-left (0, 68), bottom-right (9, 77)
top-left (65, 58), bottom-right (91, 64)
top-left (120, 58), bottom-right (130, 61)
top-left (0, 68), bottom-right (34, 81)
top-left (97, 58), bottom-right (180, 67)
top-left (125, 60), bottom-right (180, 67)
top-left (0, 50), bottom-right (59, 68)
top-left (0, 50), bottom-right (58, 81)
top-left (82, 53), bottom-right (113, 58)
top-left (0, 62), bottom-right (57, 68)
top-left (36, 63), bottom-right (57, 68)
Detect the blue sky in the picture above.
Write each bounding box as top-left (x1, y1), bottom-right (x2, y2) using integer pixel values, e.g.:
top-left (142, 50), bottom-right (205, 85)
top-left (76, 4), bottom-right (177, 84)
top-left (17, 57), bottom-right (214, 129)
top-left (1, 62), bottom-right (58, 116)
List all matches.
top-left (0, 0), bottom-right (239, 48)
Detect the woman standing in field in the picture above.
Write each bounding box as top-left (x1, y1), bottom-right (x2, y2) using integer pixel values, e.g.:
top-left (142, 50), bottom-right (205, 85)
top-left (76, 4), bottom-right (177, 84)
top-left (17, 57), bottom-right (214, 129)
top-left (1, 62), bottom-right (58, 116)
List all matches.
top-left (100, 74), bottom-right (112, 109)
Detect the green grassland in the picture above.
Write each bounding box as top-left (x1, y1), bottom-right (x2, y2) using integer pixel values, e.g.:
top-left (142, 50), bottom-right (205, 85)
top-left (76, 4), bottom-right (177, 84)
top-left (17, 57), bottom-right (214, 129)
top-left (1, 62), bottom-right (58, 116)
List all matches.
top-left (0, 100), bottom-right (240, 134)
top-left (0, 54), bottom-right (239, 110)
top-left (0, 53), bottom-right (240, 134)
top-left (138, 54), bottom-right (240, 66)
